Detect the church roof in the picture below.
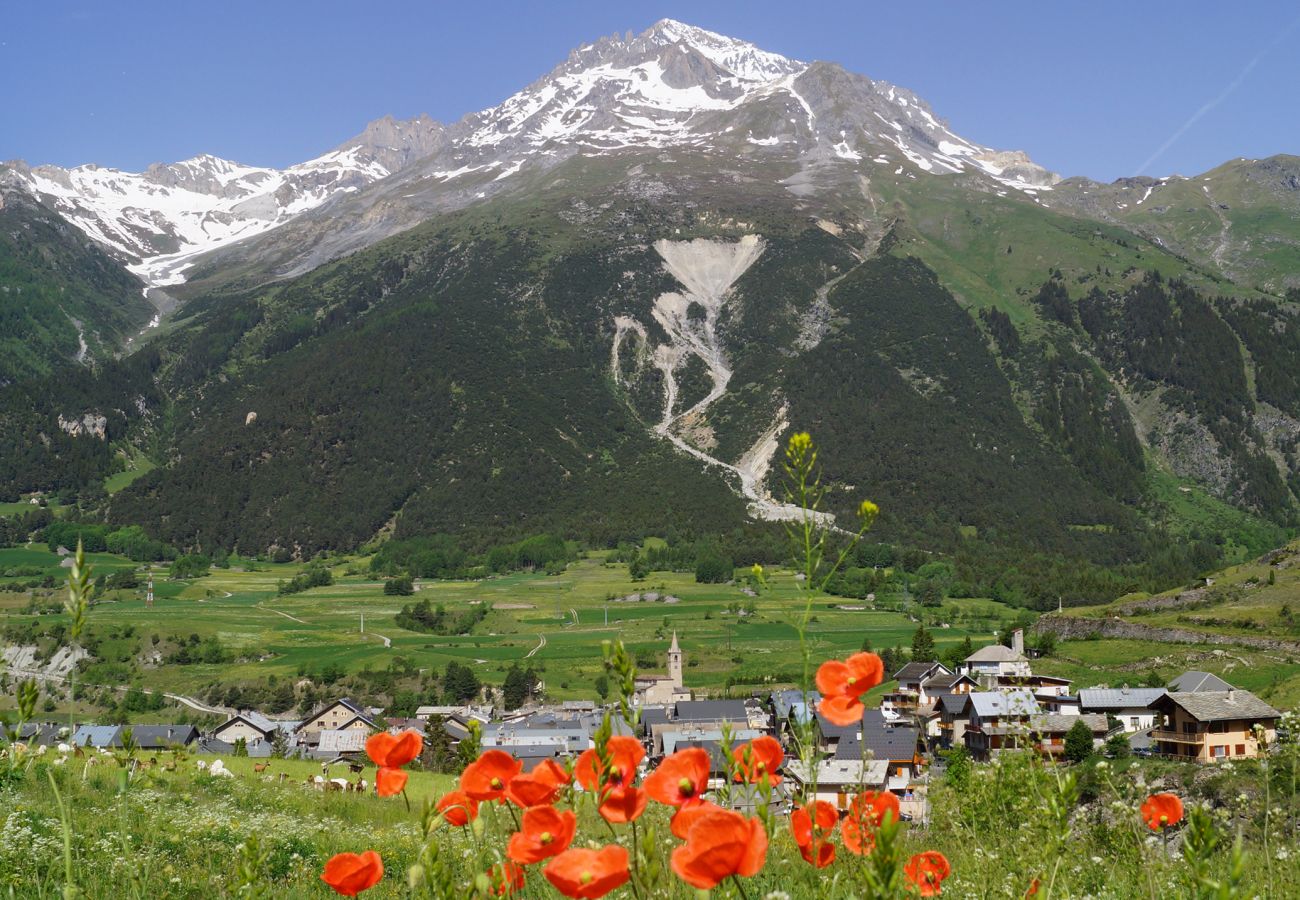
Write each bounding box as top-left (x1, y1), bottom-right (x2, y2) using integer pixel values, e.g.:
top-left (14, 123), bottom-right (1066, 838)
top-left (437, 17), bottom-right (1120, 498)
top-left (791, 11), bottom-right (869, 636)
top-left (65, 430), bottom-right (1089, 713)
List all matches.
top-left (670, 632), bottom-right (680, 652)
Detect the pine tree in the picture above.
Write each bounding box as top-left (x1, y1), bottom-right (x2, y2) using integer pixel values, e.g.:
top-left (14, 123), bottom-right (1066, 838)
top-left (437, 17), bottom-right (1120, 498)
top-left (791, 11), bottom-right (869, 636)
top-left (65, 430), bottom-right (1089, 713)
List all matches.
top-left (911, 625), bottom-right (936, 661)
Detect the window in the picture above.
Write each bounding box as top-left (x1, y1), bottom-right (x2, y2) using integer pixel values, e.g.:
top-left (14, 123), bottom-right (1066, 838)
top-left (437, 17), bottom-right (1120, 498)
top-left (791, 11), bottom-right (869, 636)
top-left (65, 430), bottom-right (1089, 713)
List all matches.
top-left (1236, 744), bottom-right (1246, 756)
top-left (1209, 721), bottom-right (1228, 734)
top-left (1130, 717), bottom-right (1140, 729)
top-left (1211, 745), bottom-right (1227, 759)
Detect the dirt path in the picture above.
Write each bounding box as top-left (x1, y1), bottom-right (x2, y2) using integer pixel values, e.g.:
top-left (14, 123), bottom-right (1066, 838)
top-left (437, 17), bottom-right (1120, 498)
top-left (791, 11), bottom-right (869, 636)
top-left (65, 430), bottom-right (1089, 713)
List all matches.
top-left (523, 634), bottom-right (547, 659)
top-left (5, 665), bottom-right (229, 715)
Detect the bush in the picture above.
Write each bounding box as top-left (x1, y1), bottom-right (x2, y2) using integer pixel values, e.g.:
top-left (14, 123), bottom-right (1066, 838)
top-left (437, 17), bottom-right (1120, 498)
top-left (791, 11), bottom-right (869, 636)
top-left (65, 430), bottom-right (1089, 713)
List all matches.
top-left (383, 575), bottom-right (414, 596)
top-left (694, 553), bottom-right (734, 584)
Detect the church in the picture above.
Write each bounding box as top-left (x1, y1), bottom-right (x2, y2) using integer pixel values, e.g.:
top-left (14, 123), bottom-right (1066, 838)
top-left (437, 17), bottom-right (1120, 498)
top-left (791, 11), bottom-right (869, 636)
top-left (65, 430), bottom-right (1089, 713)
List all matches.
top-left (634, 632), bottom-right (693, 706)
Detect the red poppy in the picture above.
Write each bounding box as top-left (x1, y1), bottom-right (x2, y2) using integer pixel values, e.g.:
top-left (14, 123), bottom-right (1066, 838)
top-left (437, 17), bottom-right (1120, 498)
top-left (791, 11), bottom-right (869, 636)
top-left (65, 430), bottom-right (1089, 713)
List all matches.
top-left (1140, 793), bottom-right (1184, 831)
top-left (790, 800), bottom-right (837, 868)
top-left (574, 736), bottom-right (644, 794)
top-left (543, 845), bottom-right (630, 899)
top-left (669, 799), bottom-right (724, 840)
top-left (376, 766), bottom-right (408, 797)
top-left (905, 851), bottom-right (951, 897)
top-left (644, 747), bottom-right (711, 807)
top-left (435, 790), bottom-right (479, 827)
top-left (598, 784), bottom-right (648, 823)
top-left (365, 729), bottom-right (423, 768)
top-left (1025, 878), bottom-right (1041, 898)
top-left (321, 850), bottom-right (383, 897)
top-left (507, 805), bottom-right (578, 865)
top-left (816, 652), bottom-right (884, 726)
top-left (487, 861), bottom-right (525, 896)
top-left (732, 736), bottom-right (784, 786)
top-left (841, 789), bottom-right (900, 854)
top-left (461, 750), bottom-right (524, 802)
top-left (671, 809), bottom-right (768, 890)
top-left (506, 758), bottom-right (571, 808)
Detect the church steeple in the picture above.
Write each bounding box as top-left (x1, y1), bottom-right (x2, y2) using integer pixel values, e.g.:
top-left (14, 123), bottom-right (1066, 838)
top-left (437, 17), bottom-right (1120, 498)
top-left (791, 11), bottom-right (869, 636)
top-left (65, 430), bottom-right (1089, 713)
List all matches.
top-left (668, 632), bottom-right (683, 689)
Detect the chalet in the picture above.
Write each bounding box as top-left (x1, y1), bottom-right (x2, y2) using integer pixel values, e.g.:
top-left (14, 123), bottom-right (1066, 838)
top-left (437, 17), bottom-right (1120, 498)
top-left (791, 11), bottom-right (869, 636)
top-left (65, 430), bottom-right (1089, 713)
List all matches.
top-left (995, 673), bottom-right (1073, 698)
top-left (786, 758), bottom-right (890, 811)
top-left (1079, 688), bottom-right (1167, 733)
top-left (937, 693), bottom-right (973, 749)
top-left (1, 723), bottom-right (65, 747)
top-left (1149, 690), bottom-right (1281, 762)
top-left (962, 690), bottom-right (1041, 760)
top-left (213, 711), bottom-right (297, 746)
top-left (296, 699), bottom-right (378, 737)
top-left (961, 630), bottom-right (1032, 681)
top-left (72, 725), bottom-right (122, 749)
top-left (835, 720), bottom-right (923, 790)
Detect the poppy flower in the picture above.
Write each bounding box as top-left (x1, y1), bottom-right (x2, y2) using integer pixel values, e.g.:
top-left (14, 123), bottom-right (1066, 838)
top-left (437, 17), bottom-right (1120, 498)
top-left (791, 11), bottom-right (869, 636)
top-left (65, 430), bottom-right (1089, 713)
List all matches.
top-left (904, 851), bottom-right (951, 897)
top-left (732, 736), bottom-right (784, 786)
top-left (1024, 878), bottom-right (1041, 898)
top-left (487, 861), bottom-right (525, 896)
top-left (506, 758), bottom-right (571, 808)
top-left (669, 799), bottom-right (724, 839)
top-left (461, 750), bottom-right (524, 802)
top-left (507, 805), bottom-right (578, 864)
top-left (644, 747), bottom-right (711, 807)
top-left (376, 766), bottom-right (408, 797)
top-left (791, 800), bottom-right (837, 868)
top-left (671, 809), bottom-right (768, 890)
top-left (598, 784), bottom-right (648, 823)
top-left (816, 652), bottom-right (884, 726)
top-left (543, 845), bottom-right (630, 899)
top-left (436, 790), bottom-right (479, 827)
top-left (574, 736), bottom-right (645, 794)
top-left (842, 791), bottom-right (900, 855)
top-left (365, 729), bottom-right (423, 768)
top-left (321, 850), bottom-right (383, 897)
top-left (1140, 793), bottom-right (1184, 831)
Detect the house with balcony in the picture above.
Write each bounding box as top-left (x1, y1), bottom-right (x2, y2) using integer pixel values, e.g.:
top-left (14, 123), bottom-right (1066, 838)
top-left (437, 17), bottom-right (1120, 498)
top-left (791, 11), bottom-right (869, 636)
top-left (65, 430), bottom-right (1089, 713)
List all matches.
top-left (1148, 690), bottom-right (1280, 762)
top-left (961, 630), bottom-right (1032, 683)
top-left (962, 690), bottom-right (1041, 759)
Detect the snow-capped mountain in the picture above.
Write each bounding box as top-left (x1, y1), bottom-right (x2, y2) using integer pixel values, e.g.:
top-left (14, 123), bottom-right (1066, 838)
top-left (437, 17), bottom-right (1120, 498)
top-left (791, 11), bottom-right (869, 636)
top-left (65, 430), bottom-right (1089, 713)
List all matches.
top-left (3, 19), bottom-right (1056, 288)
top-left (0, 115), bottom-right (444, 287)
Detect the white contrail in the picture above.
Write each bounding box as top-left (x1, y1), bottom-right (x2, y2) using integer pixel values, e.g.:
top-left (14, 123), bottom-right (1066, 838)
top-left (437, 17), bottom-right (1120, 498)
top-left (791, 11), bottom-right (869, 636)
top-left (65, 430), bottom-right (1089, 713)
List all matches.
top-left (1135, 18), bottom-right (1300, 176)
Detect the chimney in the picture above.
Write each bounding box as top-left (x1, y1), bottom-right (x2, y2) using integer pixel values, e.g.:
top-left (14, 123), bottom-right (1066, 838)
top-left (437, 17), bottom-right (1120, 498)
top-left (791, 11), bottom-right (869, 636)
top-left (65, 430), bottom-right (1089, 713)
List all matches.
top-left (1011, 629), bottom-right (1024, 656)
top-left (1227, 689), bottom-right (1235, 702)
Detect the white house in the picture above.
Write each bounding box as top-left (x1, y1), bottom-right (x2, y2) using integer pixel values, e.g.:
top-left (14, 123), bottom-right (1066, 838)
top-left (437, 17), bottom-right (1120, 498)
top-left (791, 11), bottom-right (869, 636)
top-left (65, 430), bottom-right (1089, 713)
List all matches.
top-left (1079, 687), bottom-right (1167, 733)
top-left (961, 630), bottom-right (1032, 680)
top-left (785, 758), bottom-right (889, 811)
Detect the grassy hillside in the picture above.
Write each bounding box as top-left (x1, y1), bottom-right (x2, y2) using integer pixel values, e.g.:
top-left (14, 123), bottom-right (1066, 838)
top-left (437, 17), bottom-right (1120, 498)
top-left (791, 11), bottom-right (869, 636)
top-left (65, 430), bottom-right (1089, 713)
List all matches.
top-left (0, 190), bottom-right (152, 384)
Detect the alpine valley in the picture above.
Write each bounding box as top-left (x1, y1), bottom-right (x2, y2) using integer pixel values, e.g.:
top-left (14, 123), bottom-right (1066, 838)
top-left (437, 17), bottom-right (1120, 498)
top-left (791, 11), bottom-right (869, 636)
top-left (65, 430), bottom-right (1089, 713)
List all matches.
top-left (5, 19), bottom-right (1300, 606)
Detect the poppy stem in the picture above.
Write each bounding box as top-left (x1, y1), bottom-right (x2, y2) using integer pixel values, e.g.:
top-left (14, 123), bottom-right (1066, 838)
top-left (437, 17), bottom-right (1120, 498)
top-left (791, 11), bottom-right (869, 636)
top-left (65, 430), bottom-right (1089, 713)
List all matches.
top-left (731, 874), bottom-right (752, 900)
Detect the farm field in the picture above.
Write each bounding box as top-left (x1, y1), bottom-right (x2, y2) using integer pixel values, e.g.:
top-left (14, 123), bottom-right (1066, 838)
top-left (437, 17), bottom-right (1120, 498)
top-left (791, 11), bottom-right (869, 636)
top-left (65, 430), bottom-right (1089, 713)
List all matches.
top-left (1, 546), bottom-right (1021, 708)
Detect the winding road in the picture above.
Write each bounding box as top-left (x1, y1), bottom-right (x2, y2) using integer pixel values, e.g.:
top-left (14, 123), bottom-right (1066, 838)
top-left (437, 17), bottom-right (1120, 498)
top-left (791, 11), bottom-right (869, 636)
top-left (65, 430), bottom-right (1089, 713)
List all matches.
top-left (523, 634), bottom-right (547, 659)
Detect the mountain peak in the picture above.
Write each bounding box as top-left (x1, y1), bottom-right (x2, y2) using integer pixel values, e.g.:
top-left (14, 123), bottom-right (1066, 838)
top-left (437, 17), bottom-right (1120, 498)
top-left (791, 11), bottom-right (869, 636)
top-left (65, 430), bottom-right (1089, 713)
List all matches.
top-left (639, 18), bottom-right (804, 82)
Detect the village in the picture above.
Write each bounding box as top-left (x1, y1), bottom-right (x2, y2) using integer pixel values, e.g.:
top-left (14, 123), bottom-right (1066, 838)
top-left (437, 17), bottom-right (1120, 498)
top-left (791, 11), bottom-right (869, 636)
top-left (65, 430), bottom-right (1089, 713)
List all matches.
top-left (6, 628), bottom-right (1283, 816)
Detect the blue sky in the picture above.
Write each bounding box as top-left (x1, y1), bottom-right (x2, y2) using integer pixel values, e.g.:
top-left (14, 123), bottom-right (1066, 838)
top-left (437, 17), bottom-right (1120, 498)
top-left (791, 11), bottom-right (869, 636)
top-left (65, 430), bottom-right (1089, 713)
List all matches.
top-left (5, 1), bottom-right (1297, 181)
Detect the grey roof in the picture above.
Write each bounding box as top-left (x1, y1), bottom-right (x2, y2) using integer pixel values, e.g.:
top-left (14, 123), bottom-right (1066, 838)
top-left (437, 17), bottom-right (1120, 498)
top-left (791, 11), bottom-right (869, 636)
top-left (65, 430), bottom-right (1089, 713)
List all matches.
top-left (1169, 671), bottom-right (1235, 693)
top-left (966, 644), bottom-right (1028, 663)
top-left (969, 690), bottom-right (1041, 718)
top-left (317, 730), bottom-right (368, 754)
top-left (72, 725), bottom-right (121, 748)
top-left (1157, 690), bottom-right (1280, 723)
top-left (836, 725), bottom-right (919, 762)
top-left (122, 725), bottom-right (199, 748)
top-left (673, 700), bottom-right (749, 722)
top-left (1079, 688), bottom-right (1167, 711)
top-left (939, 693), bottom-right (970, 716)
top-left (640, 707), bottom-right (670, 729)
top-left (894, 661), bottom-right (947, 683)
top-left (787, 758), bottom-right (889, 788)
top-left (924, 674), bottom-right (972, 691)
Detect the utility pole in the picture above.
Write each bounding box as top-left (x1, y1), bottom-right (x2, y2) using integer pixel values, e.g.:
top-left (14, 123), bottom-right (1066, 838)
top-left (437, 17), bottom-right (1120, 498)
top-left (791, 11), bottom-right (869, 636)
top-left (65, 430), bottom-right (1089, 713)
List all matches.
top-left (145, 572), bottom-right (154, 608)
top-left (360, 613), bottom-right (365, 634)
